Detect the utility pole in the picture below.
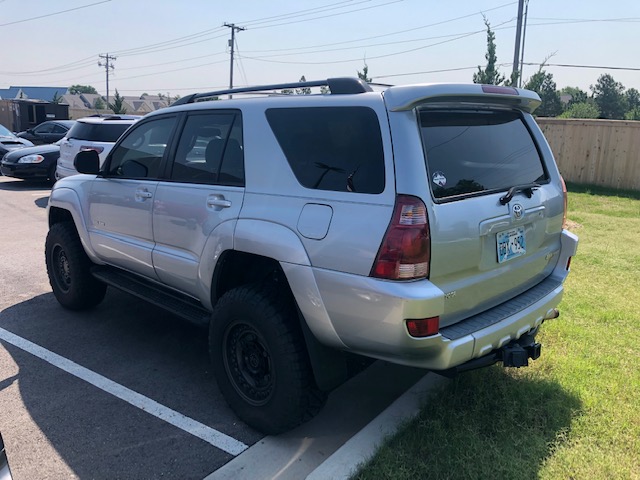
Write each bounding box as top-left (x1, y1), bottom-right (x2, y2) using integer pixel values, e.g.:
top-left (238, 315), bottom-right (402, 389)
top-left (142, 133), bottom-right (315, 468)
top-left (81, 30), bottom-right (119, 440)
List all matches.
top-left (98, 53), bottom-right (116, 109)
top-left (512, 0), bottom-right (525, 86)
top-left (518, 0), bottom-right (530, 88)
top-left (223, 23), bottom-right (246, 98)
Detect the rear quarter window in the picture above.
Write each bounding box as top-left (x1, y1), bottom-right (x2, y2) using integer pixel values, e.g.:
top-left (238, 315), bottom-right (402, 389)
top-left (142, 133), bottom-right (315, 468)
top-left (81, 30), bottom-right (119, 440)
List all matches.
top-left (419, 109), bottom-right (547, 200)
top-left (67, 122), bottom-right (132, 142)
top-left (266, 106), bottom-right (385, 194)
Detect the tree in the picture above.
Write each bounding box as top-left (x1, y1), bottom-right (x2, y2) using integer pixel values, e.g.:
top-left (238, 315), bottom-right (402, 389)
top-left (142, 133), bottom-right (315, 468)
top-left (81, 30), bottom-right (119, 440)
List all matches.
top-left (94, 97), bottom-right (105, 110)
top-left (523, 69), bottom-right (562, 117)
top-left (560, 86), bottom-right (588, 107)
top-left (591, 74), bottom-right (626, 119)
top-left (558, 102), bottom-right (600, 119)
top-left (296, 75), bottom-right (312, 95)
top-left (108, 89), bottom-right (127, 114)
top-left (625, 88), bottom-right (640, 111)
top-left (357, 63), bottom-right (372, 83)
top-left (69, 84), bottom-right (98, 95)
top-left (473, 17), bottom-right (505, 85)
top-left (625, 107), bottom-right (640, 121)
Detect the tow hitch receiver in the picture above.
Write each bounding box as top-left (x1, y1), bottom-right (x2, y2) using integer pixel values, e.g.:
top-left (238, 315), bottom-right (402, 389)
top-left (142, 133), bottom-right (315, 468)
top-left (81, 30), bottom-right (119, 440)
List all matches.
top-left (501, 342), bottom-right (542, 367)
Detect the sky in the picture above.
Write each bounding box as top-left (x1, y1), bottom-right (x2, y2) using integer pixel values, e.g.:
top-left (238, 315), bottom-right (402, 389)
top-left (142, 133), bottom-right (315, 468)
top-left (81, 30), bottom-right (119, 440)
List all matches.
top-left (1, 0), bottom-right (639, 98)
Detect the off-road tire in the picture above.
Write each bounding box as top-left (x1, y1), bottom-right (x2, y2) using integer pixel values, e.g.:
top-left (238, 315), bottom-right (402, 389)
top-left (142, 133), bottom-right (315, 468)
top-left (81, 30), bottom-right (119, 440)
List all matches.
top-left (210, 283), bottom-right (326, 434)
top-left (45, 222), bottom-right (107, 310)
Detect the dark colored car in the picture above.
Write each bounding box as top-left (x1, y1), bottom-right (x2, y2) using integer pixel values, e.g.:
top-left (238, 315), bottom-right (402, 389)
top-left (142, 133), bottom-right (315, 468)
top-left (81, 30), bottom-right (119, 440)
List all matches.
top-left (0, 124), bottom-right (33, 157)
top-left (16, 120), bottom-right (75, 145)
top-left (0, 432), bottom-right (13, 480)
top-left (1, 139), bottom-right (61, 184)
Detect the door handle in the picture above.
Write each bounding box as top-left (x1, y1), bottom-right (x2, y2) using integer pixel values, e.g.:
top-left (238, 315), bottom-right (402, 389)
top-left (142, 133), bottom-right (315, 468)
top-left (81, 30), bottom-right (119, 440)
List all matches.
top-left (207, 195), bottom-right (232, 208)
top-left (135, 189), bottom-right (153, 200)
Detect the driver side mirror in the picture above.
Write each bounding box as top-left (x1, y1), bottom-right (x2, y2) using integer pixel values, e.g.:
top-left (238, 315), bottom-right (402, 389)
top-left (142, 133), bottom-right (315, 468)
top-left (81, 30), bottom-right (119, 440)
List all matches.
top-left (74, 150), bottom-right (100, 174)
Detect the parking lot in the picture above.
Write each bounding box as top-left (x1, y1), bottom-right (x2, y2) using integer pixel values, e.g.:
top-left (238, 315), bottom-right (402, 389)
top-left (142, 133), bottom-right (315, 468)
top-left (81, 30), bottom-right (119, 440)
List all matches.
top-left (0, 175), bottom-right (431, 479)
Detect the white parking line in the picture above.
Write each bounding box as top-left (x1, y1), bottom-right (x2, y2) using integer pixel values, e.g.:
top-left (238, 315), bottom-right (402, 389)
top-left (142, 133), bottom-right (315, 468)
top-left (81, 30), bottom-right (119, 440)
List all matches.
top-left (0, 327), bottom-right (248, 456)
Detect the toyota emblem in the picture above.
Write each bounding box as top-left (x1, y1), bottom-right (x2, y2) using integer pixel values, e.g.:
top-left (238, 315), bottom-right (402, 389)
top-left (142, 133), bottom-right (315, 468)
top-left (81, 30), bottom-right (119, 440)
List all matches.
top-left (512, 203), bottom-right (524, 219)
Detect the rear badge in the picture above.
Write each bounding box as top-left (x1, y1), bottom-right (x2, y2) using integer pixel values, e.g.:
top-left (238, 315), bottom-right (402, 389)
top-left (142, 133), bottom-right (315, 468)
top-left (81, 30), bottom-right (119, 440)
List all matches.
top-left (432, 171), bottom-right (447, 187)
top-left (512, 203), bottom-right (524, 219)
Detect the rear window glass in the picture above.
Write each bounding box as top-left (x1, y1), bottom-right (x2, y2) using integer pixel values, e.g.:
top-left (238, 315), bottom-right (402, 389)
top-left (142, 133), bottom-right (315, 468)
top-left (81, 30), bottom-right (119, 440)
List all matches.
top-left (419, 110), bottom-right (547, 200)
top-left (266, 107), bottom-right (385, 194)
top-left (67, 122), bottom-right (132, 142)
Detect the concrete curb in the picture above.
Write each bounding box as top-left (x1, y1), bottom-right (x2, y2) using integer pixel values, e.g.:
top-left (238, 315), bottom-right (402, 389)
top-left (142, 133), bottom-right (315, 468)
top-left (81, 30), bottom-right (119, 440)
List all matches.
top-left (305, 373), bottom-right (448, 480)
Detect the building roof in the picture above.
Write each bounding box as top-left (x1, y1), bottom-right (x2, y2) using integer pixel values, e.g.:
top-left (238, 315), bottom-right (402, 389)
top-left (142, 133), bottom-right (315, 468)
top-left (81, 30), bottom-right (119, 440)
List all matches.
top-left (0, 86), bottom-right (69, 102)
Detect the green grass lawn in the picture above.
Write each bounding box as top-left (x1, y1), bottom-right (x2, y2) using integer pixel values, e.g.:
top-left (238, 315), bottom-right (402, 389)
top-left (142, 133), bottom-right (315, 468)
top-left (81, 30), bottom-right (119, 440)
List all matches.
top-left (354, 184), bottom-right (640, 480)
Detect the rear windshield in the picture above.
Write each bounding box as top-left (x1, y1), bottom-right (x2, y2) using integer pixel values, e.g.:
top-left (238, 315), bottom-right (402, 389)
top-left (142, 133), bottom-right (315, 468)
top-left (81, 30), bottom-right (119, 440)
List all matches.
top-left (419, 109), bottom-right (547, 200)
top-left (67, 122), bottom-right (132, 142)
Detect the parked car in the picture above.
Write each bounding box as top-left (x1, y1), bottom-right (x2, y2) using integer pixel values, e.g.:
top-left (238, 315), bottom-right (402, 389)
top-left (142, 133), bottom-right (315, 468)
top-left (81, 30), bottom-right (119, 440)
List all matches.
top-left (0, 432), bottom-right (13, 480)
top-left (56, 115), bottom-right (141, 180)
top-left (0, 124), bottom-right (33, 157)
top-left (1, 138), bottom-right (62, 184)
top-left (45, 78), bottom-right (578, 434)
top-left (16, 120), bottom-right (75, 145)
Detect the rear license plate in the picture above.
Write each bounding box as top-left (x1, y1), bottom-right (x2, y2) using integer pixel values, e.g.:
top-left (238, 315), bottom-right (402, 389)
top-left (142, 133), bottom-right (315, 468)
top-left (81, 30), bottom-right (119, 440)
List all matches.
top-left (497, 226), bottom-right (526, 263)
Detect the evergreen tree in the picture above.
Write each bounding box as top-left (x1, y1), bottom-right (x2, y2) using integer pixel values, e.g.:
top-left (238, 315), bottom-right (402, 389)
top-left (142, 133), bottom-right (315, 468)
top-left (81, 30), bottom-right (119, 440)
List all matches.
top-left (108, 89), bottom-right (127, 114)
top-left (591, 74), bottom-right (626, 119)
top-left (473, 17), bottom-right (505, 85)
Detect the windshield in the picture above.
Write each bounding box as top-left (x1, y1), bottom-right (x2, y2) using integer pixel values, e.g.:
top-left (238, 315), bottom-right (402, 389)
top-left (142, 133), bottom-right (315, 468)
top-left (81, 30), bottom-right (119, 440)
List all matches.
top-left (419, 109), bottom-right (547, 200)
top-left (0, 124), bottom-right (14, 137)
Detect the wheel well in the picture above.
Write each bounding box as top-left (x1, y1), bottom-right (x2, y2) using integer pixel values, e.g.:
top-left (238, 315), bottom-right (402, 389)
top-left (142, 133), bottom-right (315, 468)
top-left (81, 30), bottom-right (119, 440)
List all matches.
top-left (212, 251), bottom-right (286, 303)
top-left (48, 206), bottom-right (74, 228)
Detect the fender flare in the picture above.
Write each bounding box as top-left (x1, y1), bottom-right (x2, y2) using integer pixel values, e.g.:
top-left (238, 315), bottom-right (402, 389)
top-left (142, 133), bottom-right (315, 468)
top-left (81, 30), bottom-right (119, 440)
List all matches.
top-left (47, 187), bottom-right (102, 264)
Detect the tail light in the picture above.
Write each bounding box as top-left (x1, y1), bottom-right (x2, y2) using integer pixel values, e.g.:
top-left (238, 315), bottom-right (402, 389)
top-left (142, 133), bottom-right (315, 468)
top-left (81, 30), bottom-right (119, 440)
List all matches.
top-left (406, 317), bottom-right (439, 337)
top-left (371, 195), bottom-right (431, 280)
top-left (81, 145), bottom-right (104, 154)
top-left (560, 175), bottom-right (568, 228)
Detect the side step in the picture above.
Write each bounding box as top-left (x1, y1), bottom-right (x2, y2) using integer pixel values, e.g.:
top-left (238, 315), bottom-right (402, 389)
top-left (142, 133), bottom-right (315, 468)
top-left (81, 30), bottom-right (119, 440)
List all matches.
top-left (91, 266), bottom-right (211, 327)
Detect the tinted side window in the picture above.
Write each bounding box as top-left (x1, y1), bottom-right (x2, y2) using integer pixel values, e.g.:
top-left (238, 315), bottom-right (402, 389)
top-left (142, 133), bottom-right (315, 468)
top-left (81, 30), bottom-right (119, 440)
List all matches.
top-left (67, 122), bottom-right (132, 142)
top-left (107, 117), bottom-right (176, 179)
top-left (171, 112), bottom-right (244, 186)
top-left (419, 110), bottom-right (547, 200)
top-left (266, 107), bottom-right (385, 194)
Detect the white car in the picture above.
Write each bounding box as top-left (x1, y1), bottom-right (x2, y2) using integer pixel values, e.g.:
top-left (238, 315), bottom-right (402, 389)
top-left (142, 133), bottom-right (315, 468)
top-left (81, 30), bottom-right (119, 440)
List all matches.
top-left (56, 115), bottom-right (141, 179)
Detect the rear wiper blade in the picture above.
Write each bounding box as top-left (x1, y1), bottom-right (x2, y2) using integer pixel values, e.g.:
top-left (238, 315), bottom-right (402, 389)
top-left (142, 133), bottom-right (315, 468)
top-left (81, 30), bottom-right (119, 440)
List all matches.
top-left (499, 183), bottom-right (540, 205)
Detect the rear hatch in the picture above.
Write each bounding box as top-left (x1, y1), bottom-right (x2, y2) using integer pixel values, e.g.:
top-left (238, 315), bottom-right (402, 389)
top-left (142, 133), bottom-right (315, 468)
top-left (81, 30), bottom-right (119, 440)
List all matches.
top-left (388, 86), bottom-right (564, 326)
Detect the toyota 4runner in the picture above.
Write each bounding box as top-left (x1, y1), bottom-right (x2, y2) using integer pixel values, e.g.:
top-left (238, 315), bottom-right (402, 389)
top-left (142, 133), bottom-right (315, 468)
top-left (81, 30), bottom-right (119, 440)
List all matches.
top-left (45, 78), bottom-right (578, 434)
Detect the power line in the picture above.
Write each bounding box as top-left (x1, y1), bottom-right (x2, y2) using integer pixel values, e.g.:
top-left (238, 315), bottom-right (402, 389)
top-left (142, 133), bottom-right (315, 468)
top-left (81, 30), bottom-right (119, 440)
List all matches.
top-left (236, 0), bottom-right (357, 26)
top-left (0, 0), bottom-right (111, 27)
top-left (523, 62), bottom-right (640, 72)
top-left (98, 54), bottom-right (116, 107)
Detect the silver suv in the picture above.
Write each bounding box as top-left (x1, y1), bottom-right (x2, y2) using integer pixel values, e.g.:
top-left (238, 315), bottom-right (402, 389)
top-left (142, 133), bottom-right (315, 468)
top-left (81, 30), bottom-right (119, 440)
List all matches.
top-left (45, 78), bottom-right (578, 433)
top-left (56, 115), bottom-right (140, 180)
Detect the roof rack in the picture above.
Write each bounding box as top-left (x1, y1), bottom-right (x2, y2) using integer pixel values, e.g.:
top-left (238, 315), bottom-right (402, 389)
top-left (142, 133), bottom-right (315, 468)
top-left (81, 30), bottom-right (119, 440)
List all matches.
top-left (172, 77), bottom-right (373, 106)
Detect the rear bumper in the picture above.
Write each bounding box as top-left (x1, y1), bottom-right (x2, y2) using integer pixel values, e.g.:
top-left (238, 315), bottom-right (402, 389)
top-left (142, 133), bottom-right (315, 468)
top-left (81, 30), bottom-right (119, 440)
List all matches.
top-left (292, 229), bottom-right (578, 370)
top-left (55, 162), bottom-right (78, 180)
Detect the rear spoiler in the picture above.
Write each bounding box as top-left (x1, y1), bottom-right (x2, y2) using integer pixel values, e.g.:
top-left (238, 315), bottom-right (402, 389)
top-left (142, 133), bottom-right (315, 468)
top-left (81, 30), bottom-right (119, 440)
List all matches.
top-left (383, 83), bottom-right (541, 114)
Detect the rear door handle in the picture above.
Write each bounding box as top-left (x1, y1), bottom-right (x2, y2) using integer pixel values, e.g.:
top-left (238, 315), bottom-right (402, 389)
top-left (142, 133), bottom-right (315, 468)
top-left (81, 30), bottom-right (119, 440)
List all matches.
top-left (207, 195), bottom-right (232, 209)
top-left (135, 189), bottom-right (153, 200)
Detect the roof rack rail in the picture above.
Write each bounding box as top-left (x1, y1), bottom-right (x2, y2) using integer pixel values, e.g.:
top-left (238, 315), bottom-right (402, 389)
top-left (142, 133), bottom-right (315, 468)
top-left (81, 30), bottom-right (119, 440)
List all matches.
top-left (172, 77), bottom-right (373, 106)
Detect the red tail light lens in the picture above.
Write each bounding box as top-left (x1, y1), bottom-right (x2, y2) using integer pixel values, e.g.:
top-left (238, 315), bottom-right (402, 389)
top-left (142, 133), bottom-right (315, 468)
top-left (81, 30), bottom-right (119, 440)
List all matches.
top-left (371, 195), bottom-right (431, 280)
top-left (407, 317), bottom-right (440, 337)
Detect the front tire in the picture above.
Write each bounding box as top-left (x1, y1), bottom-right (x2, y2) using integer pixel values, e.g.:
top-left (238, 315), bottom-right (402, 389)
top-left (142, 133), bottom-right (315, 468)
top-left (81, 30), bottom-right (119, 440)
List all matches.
top-left (45, 222), bottom-right (107, 310)
top-left (210, 283), bottom-right (326, 434)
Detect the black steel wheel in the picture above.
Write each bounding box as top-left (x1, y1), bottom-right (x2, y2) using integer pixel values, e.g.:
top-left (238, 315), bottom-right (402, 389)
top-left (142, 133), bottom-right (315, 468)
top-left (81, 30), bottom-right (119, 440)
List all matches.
top-left (210, 283), bottom-right (326, 434)
top-left (45, 222), bottom-right (107, 310)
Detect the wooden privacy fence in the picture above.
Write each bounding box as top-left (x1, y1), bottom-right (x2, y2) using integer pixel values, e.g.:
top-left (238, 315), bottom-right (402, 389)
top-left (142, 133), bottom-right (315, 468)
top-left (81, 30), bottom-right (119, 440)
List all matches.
top-left (536, 118), bottom-right (640, 191)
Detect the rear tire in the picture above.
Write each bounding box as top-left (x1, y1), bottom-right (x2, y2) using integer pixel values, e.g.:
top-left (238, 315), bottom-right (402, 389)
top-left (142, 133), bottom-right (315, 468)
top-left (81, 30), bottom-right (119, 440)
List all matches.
top-left (45, 222), bottom-right (107, 310)
top-left (210, 283), bottom-right (326, 434)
